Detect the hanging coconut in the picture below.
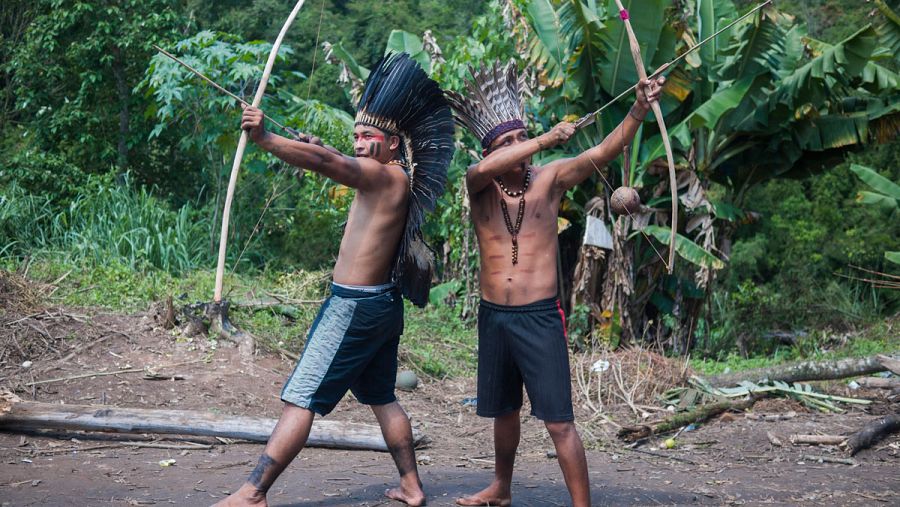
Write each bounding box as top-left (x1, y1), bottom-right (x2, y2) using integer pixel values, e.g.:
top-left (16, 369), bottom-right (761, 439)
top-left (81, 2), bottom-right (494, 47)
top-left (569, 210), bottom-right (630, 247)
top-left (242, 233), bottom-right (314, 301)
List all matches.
top-left (610, 186), bottom-right (641, 215)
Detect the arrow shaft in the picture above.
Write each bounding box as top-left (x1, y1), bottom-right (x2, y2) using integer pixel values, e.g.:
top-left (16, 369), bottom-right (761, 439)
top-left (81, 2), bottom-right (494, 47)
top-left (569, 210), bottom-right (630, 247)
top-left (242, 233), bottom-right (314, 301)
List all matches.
top-left (152, 45), bottom-right (292, 134)
top-left (575, 0), bottom-right (772, 130)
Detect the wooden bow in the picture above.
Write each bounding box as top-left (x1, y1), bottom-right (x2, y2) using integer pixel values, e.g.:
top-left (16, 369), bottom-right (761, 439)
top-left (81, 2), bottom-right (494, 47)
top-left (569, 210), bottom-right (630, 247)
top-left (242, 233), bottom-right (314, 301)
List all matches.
top-left (213, 0), bottom-right (308, 302)
top-left (611, 0), bottom-right (678, 274)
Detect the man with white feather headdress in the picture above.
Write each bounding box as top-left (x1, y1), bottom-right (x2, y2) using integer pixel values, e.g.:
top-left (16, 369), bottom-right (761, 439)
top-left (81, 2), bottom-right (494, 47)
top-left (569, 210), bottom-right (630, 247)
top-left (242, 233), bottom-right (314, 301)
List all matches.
top-left (446, 61), bottom-right (664, 507)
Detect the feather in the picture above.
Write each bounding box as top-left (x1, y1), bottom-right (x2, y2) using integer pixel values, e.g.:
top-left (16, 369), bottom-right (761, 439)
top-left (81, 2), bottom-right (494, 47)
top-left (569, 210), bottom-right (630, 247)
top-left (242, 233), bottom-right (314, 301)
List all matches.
top-left (355, 53), bottom-right (455, 307)
top-left (446, 60), bottom-right (525, 148)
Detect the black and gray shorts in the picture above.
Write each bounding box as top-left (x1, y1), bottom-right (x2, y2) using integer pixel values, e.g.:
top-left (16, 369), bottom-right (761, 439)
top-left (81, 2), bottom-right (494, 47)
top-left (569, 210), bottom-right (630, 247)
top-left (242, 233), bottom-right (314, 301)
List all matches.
top-left (476, 297), bottom-right (574, 422)
top-left (280, 283), bottom-right (403, 416)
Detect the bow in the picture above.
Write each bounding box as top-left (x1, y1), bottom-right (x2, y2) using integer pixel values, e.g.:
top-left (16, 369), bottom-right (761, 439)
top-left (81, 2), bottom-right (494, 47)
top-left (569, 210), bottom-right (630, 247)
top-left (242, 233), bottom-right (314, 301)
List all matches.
top-left (213, 0), bottom-right (309, 302)
top-left (611, 0), bottom-right (677, 274)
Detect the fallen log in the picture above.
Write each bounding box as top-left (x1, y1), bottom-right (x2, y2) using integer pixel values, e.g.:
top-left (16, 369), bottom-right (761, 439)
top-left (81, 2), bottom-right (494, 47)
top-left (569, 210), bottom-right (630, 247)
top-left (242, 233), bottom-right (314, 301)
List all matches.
top-left (618, 398), bottom-right (756, 442)
top-left (707, 355), bottom-right (891, 387)
top-left (0, 402), bottom-right (424, 452)
top-left (855, 377), bottom-right (899, 389)
top-left (789, 434), bottom-right (846, 446)
top-left (846, 414), bottom-right (900, 456)
top-left (877, 355), bottom-right (900, 375)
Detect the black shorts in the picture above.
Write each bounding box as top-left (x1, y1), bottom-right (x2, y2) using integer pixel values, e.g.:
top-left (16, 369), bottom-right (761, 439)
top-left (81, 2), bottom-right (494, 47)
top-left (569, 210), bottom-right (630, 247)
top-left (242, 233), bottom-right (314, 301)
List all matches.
top-left (476, 297), bottom-right (573, 422)
top-left (280, 283), bottom-right (403, 416)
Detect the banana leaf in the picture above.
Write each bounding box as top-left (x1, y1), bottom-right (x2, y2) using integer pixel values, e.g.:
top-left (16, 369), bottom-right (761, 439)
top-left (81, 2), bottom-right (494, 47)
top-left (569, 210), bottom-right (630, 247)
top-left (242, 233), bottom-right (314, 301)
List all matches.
top-left (886, 251), bottom-right (900, 265)
top-left (327, 41), bottom-right (369, 81)
top-left (639, 225), bottom-right (725, 269)
top-left (525, 0), bottom-right (568, 86)
top-left (597, 0), bottom-right (668, 95)
top-left (773, 25), bottom-right (880, 108)
top-left (850, 163), bottom-right (900, 201)
top-left (697, 0), bottom-right (738, 75)
top-left (385, 30), bottom-right (430, 72)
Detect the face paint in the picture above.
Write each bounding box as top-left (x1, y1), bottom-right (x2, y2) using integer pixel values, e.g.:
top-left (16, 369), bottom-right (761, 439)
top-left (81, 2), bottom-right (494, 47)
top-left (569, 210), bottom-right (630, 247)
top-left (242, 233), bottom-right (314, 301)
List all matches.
top-left (353, 130), bottom-right (386, 158)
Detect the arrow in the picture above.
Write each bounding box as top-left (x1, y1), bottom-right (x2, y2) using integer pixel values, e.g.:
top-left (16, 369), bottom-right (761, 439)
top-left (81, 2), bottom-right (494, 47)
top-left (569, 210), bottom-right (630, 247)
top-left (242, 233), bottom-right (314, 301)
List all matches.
top-left (574, 0), bottom-right (772, 130)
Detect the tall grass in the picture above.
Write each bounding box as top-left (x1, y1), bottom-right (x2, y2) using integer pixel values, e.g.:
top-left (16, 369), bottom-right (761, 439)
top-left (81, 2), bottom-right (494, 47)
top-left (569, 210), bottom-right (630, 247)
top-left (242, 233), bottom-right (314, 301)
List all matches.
top-left (0, 185), bottom-right (55, 257)
top-left (0, 175), bottom-right (210, 273)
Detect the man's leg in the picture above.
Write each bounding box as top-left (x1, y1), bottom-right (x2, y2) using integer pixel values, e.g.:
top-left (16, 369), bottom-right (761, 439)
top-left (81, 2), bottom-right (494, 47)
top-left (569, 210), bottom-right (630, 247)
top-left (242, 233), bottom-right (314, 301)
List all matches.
top-left (545, 420), bottom-right (590, 507)
top-left (213, 403), bottom-right (315, 507)
top-left (456, 409), bottom-right (520, 507)
top-left (371, 401), bottom-right (426, 506)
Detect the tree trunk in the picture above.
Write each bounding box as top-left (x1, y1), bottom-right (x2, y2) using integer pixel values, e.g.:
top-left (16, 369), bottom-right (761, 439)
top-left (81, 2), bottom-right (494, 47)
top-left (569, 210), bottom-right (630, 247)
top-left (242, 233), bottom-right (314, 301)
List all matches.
top-left (0, 401), bottom-right (424, 451)
top-left (111, 45), bottom-right (130, 170)
top-left (707, 355), bottom-right (889, 387)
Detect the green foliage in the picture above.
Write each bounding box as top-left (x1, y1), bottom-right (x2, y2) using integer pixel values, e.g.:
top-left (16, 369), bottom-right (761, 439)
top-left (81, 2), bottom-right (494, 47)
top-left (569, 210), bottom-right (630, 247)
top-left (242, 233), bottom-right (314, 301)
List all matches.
top-left (0, 174), bottom-right (209, 273)
top-left (715, 140), bottom-right (900, 353)
top-left (691, 319), bottom-right (898, 376)
top-left (7, 0), bottom-right (187, 179)
top-left (401, 301), bottom-right (478, 378)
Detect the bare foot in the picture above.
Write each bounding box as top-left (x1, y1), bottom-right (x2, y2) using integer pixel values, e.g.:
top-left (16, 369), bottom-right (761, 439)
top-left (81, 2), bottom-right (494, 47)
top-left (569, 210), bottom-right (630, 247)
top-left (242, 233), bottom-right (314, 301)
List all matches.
top-left (385, 485), bottom-right (427, 506)
top-left (455, 483), bottom-right (511, 506)
top-left (211, 484), bottom-right (267, 507)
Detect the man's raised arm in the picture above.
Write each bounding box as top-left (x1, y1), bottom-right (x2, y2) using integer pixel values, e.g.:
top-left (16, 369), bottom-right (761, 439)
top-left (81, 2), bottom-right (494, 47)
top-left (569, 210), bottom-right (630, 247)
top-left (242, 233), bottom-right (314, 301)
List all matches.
top-left (550, 76), bottom-right (664, 192)
top-left (242, 106), bottom-right (388, 191)
top-left (466, 124), bottom-right (574, 194)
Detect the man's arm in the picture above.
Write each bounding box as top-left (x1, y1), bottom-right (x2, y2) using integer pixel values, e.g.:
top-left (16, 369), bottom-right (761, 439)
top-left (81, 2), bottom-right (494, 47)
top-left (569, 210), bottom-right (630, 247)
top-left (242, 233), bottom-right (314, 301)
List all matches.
top-left (284, 127), bottom-right (343, 156)
top-left (243, 107), bottom-right (388, 191)
top-left (465, 124), bottom-right (575, 194)
top-left (550, 77), bottom-right (664, 192)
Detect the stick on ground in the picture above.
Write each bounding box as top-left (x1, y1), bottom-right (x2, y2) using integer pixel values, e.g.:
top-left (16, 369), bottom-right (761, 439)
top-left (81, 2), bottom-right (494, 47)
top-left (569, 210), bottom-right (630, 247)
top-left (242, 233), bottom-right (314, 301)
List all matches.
top-left (789, 434), bottom-right (846, 446)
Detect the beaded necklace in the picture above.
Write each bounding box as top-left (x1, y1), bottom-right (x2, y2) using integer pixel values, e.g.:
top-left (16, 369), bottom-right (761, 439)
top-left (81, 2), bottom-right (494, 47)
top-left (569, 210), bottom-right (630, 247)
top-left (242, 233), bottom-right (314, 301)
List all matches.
top-left (495, 168), bottom-right (531, 265)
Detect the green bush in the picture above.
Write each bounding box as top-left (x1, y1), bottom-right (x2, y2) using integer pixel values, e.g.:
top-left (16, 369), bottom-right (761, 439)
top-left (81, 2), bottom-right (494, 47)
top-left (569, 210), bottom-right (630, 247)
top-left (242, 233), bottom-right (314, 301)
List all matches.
top-left (1, 173), bottom-right (210, 274)
top-left (711, 141), bottom-right (900, 356)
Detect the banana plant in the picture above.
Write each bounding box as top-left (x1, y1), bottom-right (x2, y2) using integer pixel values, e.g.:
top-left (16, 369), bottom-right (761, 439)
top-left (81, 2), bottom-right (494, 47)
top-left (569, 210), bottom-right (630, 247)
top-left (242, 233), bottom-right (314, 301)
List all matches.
top-left (850, 163), bottom-right (900, 265)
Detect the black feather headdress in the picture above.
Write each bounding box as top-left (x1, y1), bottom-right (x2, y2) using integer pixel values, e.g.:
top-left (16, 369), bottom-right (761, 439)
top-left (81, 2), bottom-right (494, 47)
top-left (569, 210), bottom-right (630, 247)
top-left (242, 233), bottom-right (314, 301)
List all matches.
top-left (445, 60), bottom-right (526, 149)
top-left (355, 53), bottom-right (455, 307)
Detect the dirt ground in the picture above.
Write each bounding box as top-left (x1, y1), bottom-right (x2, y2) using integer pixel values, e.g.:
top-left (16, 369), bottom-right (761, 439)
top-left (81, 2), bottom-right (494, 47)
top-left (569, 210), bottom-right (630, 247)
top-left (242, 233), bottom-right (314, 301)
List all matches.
top-left (1, 285), bottom-right (898, 506)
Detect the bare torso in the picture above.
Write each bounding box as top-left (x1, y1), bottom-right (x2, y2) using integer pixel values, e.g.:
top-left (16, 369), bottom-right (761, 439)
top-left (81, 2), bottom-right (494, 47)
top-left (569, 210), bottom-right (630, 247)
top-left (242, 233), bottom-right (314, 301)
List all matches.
top-left (332, 164), bottom-right (409, 285)
top-left (471, 164), bottom-right (561, 306)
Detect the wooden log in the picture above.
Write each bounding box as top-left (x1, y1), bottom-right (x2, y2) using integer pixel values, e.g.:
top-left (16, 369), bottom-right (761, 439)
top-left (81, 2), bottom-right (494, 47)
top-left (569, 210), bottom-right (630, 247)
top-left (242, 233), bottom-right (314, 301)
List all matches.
top-left (789, 434), bottom-right (846, 446)
top-left (0, 402), bottom-right (424, 452)
top-left (707, 355), bottom-right (888, 387)
top-left (846, 414), bottom-right (900, 456)
top-left (617, 398), bottom-right (756, 442)
top-left (855, 377), bottom-right (900, 389)
top-left (877, 355), bottom-right (900, 375)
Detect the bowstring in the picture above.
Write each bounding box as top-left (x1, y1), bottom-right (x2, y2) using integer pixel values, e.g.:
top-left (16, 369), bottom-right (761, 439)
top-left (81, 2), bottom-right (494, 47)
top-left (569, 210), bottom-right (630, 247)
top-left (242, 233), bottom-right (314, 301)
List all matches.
top-left (231, 0), bottom-right (327, 275)
top-left (584, 136), bottom-right (671, 272)
top-left (549, 2), bottom-right (669, 270)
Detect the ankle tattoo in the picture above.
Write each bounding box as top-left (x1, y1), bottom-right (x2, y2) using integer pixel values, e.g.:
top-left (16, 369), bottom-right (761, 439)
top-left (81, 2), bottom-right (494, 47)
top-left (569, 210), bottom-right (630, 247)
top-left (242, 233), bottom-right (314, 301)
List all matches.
top-left (248, 454), bottom-right (283, 493)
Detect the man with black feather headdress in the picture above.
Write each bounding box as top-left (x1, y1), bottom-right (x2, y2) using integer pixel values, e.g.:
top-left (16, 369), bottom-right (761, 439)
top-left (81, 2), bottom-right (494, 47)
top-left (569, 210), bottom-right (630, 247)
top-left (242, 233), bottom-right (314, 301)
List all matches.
top-left (214, 53), bottom-right (454, 507)
top-left (446, 61), bottom-right (663, 507)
